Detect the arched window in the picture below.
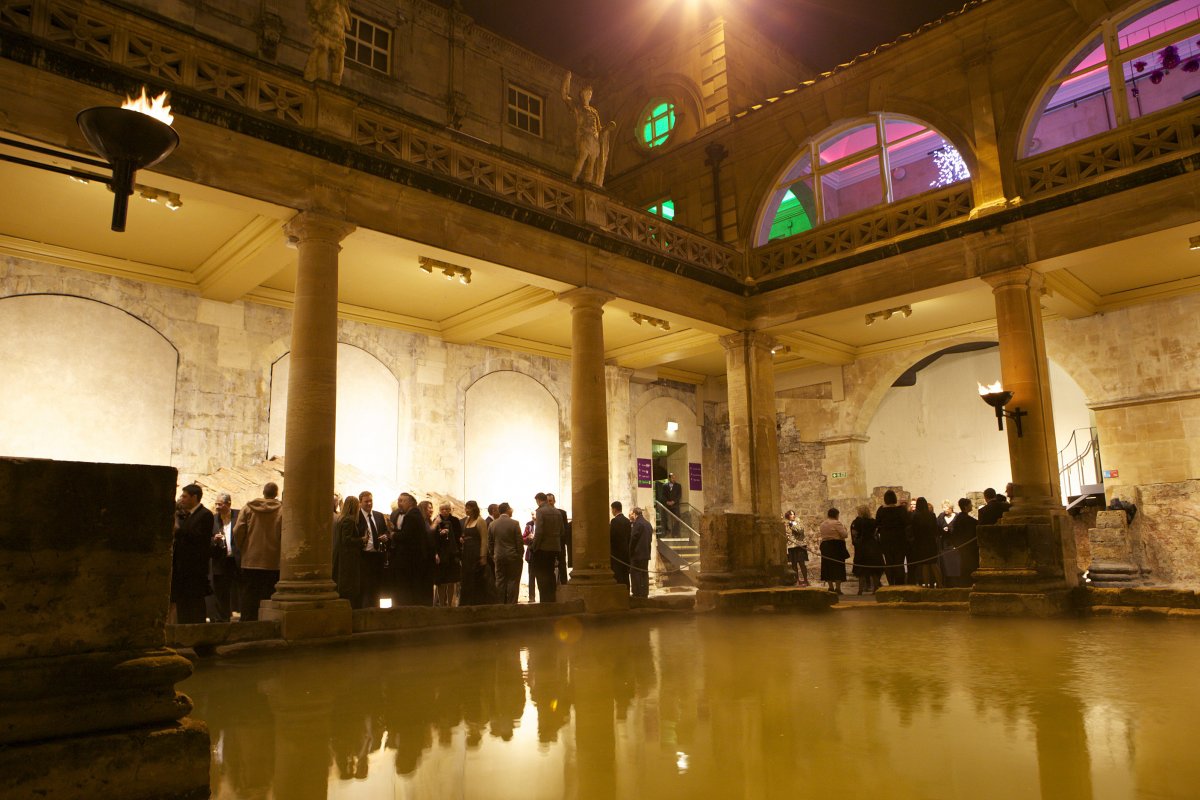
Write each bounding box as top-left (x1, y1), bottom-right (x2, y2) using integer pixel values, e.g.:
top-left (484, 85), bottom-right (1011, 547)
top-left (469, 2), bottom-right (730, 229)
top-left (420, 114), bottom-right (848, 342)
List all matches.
top-left (1023, 0), bottom-right (1200, 156)
top-left (641, 100), bottom-right (676, 148)
top-left (756, 114), bottom-right (969, 244)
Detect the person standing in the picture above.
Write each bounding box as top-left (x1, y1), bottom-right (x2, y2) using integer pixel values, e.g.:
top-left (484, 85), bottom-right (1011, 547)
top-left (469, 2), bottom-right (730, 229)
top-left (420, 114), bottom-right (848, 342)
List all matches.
top-left (947, 498), bottom-right (979, 588)
top-left (491, 503), bottom-right (524, 604)
top-left (522, 512), bottom-right (537, 602)
top-left (233, 481), bottom-right (283, 622)
top-left (333, 495), bottom-right (364, 608)
top-left (818, 508), bottom-right (850, 595)
top-left (850, 505), bottom-right (883, 594)
top-left (459, 500), bottom-right (491, 606)
top-left (609, 501), bottom-right (632, 590)
top-left (173, 484), bottom-right (214, 624)
top-left (629, 507), bottom-right (653, 599)
top-left (208, 492), bottom-right (239, 622)
top-left (547, 492), bottom-right (571, 584)
top-left (531, 492), bottom-right (562, 602)
top-left (977, 487), bottom-right (1011, 526)
top-left (783, 510), bottom-right (809, 587)
top-left (909, 497), bottom-right (944, 587)
top-left (393, 493), bottom-right (433, 606)
top-left (876, 490), bottom-right (911, 586)
top-left (432, 503), bottom-right (463, 607)
top-left (357, 491), bottom-right (390, 609)
top-left (662, 473), bottom-right (683, 537)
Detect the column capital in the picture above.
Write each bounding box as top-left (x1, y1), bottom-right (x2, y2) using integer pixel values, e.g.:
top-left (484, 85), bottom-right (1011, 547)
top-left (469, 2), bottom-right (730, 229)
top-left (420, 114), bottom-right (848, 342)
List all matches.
top-left (982, 266), bottom-right (1044, 293)
top-left (558, 286), bottom-right (614, 309)
top-left (718, 330), bottom-right (777, 353)
top-left (284, 212), bottom-right (356, 247)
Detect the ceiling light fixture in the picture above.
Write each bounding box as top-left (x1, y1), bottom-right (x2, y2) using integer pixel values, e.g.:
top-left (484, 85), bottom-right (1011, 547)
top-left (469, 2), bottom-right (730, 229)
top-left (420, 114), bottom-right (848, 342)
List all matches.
top-left (865, 304), bottom-right (913, 326)
top-left (630, 312), bottom-right (671, 331)
top-left (135, 184), bottom-right (182, 211)
top-left (1189, 235), bottom-right (1200, 251)
top-left (418, 256), bottom-right (471, 285)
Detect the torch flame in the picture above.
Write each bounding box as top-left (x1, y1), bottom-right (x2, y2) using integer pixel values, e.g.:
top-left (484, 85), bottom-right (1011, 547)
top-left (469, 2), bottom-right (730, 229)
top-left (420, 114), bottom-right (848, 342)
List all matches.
top-left (122, 88), bottom-right (174, 126)
top-left (978, 381), bottom-right (1004, 395)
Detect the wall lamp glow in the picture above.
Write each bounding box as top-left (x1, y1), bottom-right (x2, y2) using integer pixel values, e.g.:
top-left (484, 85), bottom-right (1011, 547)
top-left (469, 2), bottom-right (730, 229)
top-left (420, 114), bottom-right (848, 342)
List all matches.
top-left (666, 420), bottom-right (679, 433)
top-left (631, 312), bottom-right (671, 331)
top-left (978, 381), bottom-right (1026, 437)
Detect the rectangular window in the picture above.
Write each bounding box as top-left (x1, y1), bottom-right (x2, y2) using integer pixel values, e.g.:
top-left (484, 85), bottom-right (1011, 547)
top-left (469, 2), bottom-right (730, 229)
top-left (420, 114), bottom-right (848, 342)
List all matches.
top-left (506, 84), bottom-right (543, 137)
top-left (346, 13), bottom-right (392, 74)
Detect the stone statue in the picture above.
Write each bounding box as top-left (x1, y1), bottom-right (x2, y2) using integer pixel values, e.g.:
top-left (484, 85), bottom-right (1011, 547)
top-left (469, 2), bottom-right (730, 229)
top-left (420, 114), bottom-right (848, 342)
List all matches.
top-left (303, 0), bottom-right (351, 85)
top-left (562, 72), bottom-right (616, 187)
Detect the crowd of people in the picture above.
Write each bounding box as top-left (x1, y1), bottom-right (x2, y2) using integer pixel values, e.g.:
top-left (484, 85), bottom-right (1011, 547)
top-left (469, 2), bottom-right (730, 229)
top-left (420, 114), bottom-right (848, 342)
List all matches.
top-left (170, 482), bottom-right (664, 624)
top-left (785, 483), bottom-right (1015, 594)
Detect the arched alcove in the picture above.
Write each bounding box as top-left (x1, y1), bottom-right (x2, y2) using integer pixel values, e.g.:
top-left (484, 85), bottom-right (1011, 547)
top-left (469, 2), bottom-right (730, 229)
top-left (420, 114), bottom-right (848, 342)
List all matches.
top-left (634, 394), bottom-right (703, 526)
top-left (0, 294), bottom-right (177, 465)
top-left (463, 370), bottom-right (560, 524)
top-left (864, 346), bottom-right (1093, 504)
top-left (268, 343), bottom-right (400, 484)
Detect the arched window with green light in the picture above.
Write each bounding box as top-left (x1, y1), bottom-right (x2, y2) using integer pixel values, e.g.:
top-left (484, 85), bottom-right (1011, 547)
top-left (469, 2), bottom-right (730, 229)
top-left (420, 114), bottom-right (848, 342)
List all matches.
top-left (641, 100), bottom-right (676, 148)
top-left (646, 199), bottom-right (675, 220)
top-left (755, 113), bottom-right (970, 245)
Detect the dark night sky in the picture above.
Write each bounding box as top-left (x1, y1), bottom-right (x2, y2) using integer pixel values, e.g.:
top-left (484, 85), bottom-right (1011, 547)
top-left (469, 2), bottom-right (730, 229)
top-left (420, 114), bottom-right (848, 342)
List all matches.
top-left (454, 0), bottom-right (974, 74)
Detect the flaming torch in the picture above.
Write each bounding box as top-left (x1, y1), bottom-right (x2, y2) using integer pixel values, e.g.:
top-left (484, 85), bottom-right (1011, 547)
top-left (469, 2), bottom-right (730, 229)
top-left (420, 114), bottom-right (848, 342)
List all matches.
top-left (76, 88), bottom-right (179, 232)
top-left (978, 381), bottom-right (1025, 437)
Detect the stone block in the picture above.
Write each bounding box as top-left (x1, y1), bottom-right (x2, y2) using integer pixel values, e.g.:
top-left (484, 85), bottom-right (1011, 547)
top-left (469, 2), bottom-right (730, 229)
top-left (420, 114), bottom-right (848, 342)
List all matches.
top-left (695, 586), bottom-right (835, 613)
top-left (875, 586), bottom-right (972, 604)
top-left (969, 589), bottom-right (1075, 617)
top-left (196, 298), bottom-right (244, 329)
top-left (259, 599), bottom-right (353, 640)
top-left (1117, 587), bottom-right (1199, 609)
top-left (166, 620), bottom-right (282, 648)
top-left (557, 581), bottom-right (631, 613)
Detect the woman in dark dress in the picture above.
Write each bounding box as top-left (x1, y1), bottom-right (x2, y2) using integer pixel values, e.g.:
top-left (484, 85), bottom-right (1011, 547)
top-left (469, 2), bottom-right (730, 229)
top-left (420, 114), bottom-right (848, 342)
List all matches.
top-left (850, 505), bottom-right (883, 594)
top-left (431, 502), bottom-right (463, 607)
top-left (908, 496), bottom-right (944, 587)
top-left (817, 507), bottom-right (850, 594)
top-left (459, 500), bottom-right (492, 606)
top-left (334, 495), bottom-right (364, 608)
top-left (875, 489), bottom-right (911, 586)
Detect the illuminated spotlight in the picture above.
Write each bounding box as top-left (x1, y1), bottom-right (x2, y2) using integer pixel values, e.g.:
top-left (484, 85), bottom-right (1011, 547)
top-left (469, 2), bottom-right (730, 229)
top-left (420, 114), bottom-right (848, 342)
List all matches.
top-left (419, 255), bottom-right (471, 284)
top-left (676, 752), bottom-right (689, 773)
top-left (379, 597), bottom-right (393, 609)
top-left (666, 420), bottom-right (679, 433)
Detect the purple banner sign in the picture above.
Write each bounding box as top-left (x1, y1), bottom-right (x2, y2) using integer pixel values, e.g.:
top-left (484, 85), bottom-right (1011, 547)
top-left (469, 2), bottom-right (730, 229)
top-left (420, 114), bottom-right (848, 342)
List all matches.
top-left (688, 462), bottom-right (702, 491)
top-left (637, 458), bottom-right (653, 488)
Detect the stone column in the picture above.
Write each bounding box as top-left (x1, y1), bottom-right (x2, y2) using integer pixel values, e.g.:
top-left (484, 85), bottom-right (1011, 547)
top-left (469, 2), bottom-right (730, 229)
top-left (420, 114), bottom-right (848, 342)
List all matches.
top-left (696, 332), bottom-right (786, 604)
top-left (971, 267), bottom-right (1080, 616)
top-left (720, 331), bottom-right (781, 516)
top-left (260, 212), bottom-right (355, 638)
top-left (982, 267), bottom-right (1060, 513)
top-left (557, 288), bottom-right (629, 612)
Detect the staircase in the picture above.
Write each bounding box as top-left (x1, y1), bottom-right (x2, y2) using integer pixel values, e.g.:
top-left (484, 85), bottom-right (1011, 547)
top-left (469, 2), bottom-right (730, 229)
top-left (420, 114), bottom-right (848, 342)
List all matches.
top-left (655, 501), bottom-right (700, 587)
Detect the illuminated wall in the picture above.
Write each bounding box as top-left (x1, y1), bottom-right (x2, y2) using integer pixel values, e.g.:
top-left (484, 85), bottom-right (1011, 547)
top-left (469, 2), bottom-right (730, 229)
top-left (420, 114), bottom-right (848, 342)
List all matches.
top-left (0, 294), bottom-right (176, 465)
top-left (634, 393), bottom-right (704, 523)
top-left (268, 342), bottom-right (400, 486)
top-left (463, 370), bottom-right (561, 524)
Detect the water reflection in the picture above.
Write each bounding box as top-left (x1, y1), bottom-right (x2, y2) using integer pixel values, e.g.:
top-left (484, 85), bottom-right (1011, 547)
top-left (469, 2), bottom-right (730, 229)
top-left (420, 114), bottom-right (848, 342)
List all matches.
top-left (184, 615), bottom-right (1200, 799)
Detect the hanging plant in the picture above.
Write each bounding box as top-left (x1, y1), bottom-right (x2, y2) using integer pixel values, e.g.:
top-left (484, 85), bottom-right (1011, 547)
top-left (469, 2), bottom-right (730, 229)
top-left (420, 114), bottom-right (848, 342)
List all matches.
top-left (1150, 69), bottom-right (1165, 84)
top-left (1134, 60), bottom-right (1147, 72)
top-left (1161, 44), bottom-right (1181, 71)
top-left (1183, 59), bottom-right (1200, 73)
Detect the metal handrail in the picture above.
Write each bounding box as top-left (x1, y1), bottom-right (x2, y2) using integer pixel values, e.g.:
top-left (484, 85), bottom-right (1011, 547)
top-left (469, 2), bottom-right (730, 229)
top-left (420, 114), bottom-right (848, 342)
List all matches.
top-left (654, 500), bottom-right (701, 540)
top-left (1058, 426), bottom-right (1102, 498)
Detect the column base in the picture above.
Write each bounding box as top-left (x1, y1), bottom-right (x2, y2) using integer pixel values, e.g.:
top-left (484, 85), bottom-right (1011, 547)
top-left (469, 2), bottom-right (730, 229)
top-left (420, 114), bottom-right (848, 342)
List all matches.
top-left (695, 586), bottom-right (835, 613)
top-left (0, 717), bottom-right (210, 800)
top-left (557, 579), bottom-right (631, 613)
top-left (970, 512), bottom-right (1080, 617)
top-left (259, 598), bottom-right (352, 641)
top-left (969, 584), bottom-right (1076, 617)
top-left (271, 578), bottom-right (340, 603)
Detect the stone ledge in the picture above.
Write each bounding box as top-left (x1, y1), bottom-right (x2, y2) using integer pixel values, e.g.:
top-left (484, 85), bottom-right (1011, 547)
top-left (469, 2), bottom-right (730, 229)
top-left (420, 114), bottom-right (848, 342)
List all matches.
top-left (1081, 587), bottom-right (1200, 609)
top-left (351, 601), bottom-right (587, 633)
top-left (1085, 605), bottom-right (1200, 620)
top-left (844, 601), bottom-right (969, 613)
top-left (695, 587), bottom-right (835, 613)
top-left (874, 586), bottom-right (973, 604)
top-left (166, 620), bottom-right (282, 648)
top-left (632, 594), bottom-right (695, 611)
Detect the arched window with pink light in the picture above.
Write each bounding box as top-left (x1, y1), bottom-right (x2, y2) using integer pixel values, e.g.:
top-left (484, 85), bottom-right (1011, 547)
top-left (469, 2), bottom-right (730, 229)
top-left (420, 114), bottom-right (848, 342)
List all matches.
top-left (755, 114), bottom-right (969, 245)
top-left (1023, 0), bottom-right (1200, 156)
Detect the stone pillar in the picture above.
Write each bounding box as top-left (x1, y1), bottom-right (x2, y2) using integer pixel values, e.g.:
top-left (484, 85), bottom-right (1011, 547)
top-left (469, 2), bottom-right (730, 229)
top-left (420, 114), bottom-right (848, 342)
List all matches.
top-left (821, 433), bottom-right (870, 505)
top-left (260, 212), bottom-right (355, 639)
top-left (0, 458), bottom-right (209, 799)
top-left (720, 331), bottom-right (781, 516)
top-left (557, 288), bottom-right (629, 612)
top-left (696, 333), bottom-right (787, 604)
top-left (971, 267), bottom-right (1080, 616)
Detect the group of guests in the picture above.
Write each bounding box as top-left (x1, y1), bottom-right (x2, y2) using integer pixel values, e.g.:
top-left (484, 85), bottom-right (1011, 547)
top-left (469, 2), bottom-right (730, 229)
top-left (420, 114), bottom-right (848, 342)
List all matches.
top-left (171, 482), bottom-right (282, 624)
top-left (332, 490), bottom-right (573, 609)
top-left (784, 484), bottom-right (1014, 594)
top-left (608, 501), bottom-right (655, 598)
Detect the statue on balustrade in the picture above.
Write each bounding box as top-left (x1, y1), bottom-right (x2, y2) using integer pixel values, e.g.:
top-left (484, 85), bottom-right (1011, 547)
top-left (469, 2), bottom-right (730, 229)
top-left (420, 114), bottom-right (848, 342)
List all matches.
top-left (304, 0), bottom-right (351, 85)
top-left (562, 72), bottom-right (616, 187)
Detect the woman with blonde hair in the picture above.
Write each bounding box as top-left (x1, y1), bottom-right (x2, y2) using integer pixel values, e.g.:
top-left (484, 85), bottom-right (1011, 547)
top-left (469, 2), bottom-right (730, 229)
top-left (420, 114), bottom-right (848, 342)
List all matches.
top-left (333, 495), bottom-right (364, 608)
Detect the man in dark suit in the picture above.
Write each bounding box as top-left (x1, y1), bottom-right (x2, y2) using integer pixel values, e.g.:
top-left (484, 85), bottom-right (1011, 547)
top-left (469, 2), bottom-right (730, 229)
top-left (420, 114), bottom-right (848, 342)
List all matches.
top-left (547, 492), bottom-right (571, 582)
top-left (357, 490), bottom-right (390, 608)
top-left (977, 487), bottom-right (1011, 525)
top-left (207, 492), bottom-right (239, 622)
top-left (394, 492), bottom-right (432, 606)
top-left (629, 507), bottom-right (654, 599)
top-left (173, 484), bottom-right (214, 624)
top-left (662, 473), bottom-right (683, 537)
top-left (609, 500), bottom-right (632, 590)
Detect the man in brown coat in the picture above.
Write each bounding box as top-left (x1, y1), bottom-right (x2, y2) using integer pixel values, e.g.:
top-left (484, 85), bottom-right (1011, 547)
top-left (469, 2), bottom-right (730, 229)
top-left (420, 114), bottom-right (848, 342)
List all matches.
top-left (233, 482), bottom-right (282, 621)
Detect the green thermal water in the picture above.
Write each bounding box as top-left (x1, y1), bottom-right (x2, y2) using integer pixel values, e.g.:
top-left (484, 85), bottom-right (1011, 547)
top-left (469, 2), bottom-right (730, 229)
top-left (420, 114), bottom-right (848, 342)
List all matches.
top-left (182, 612), bottom-right (1200, 799)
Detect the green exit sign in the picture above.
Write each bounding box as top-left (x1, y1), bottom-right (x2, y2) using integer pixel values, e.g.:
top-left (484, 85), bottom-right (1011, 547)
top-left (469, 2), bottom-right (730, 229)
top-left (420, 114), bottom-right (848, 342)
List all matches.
top-left (831, 471), bottom-right (847, 479)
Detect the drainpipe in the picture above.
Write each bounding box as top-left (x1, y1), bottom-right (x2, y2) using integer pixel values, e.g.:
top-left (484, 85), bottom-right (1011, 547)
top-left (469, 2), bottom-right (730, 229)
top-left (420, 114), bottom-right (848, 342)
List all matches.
top-left (704, 142), bottom-right (728, 242)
